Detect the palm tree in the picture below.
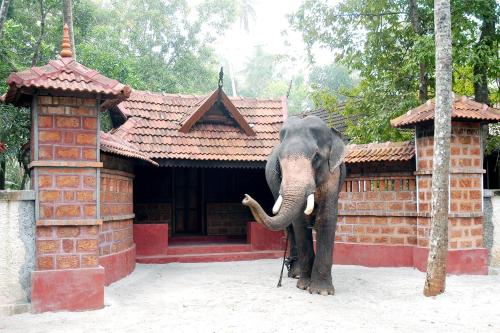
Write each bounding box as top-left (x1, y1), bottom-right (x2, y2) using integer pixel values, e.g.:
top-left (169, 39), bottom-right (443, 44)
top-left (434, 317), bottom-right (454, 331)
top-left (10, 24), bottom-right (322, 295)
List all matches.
top-left (423, 0), bottom-right (452, 297)
top-left (227, 0), bottom-right (256, 97)
top-left (238, 0), bottom-right (256, 32)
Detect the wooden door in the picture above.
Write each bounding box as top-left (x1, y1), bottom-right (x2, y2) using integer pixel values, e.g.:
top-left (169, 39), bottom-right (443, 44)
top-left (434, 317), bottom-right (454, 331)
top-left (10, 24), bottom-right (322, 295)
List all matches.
top-left (173, 168), bottom-right (202, 235)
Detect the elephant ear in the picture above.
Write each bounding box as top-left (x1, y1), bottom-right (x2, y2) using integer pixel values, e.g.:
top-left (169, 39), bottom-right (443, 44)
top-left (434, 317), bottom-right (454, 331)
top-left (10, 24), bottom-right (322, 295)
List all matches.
top-left (265, 145), bottom-right (282, 198)
top-left (329, 128), bottom-right (346, 173)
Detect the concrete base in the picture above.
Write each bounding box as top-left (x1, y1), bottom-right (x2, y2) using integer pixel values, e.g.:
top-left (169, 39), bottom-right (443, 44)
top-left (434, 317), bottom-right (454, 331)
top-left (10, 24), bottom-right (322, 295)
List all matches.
top-left (412, 247), bottom-right (488, 275)
top-left (247, 222), bottom-right (285, 251)
top-left (333, 242), bottom-right (488, 275)
top-left (133, 224), bottom-right (168, 256)
top-left (333, 243), bottom-right (414, 267)
top-left (99, 245), bottom-right (136, 286)
top-left (31, 267), bottom-right (104, 313)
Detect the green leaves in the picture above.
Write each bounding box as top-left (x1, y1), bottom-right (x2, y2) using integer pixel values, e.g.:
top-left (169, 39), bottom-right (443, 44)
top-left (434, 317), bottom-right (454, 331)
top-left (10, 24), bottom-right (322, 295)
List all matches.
top-left (290, 0), bottom-right (498, 145)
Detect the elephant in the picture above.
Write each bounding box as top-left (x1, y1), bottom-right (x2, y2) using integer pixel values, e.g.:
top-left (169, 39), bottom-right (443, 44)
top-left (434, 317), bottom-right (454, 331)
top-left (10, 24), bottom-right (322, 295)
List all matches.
top-left (242, 115), bottom-right (346, 295)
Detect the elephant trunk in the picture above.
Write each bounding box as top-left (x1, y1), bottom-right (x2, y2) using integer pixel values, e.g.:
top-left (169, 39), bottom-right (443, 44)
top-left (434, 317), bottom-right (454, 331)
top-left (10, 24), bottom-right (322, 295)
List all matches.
top-left (242, 156), bottom-right (315, 231)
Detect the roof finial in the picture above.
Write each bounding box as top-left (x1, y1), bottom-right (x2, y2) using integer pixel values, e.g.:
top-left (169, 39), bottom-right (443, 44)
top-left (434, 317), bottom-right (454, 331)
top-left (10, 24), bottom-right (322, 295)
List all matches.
top-left (218, 67), bottom-right (224, 89)
top-left (60, 24), bottom-right (73, 58)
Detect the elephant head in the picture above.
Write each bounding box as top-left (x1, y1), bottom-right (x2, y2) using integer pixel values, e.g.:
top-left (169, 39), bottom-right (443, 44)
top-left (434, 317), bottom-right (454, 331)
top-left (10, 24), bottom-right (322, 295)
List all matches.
top-left (242, 115), bottom-right (345, 231)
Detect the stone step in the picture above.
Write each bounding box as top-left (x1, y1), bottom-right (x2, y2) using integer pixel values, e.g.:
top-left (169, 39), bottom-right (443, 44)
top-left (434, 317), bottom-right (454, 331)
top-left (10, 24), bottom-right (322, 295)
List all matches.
top-left (136, 250), bottom-right (283, 264)
top-left (167, 243), bottom-right (252, 255)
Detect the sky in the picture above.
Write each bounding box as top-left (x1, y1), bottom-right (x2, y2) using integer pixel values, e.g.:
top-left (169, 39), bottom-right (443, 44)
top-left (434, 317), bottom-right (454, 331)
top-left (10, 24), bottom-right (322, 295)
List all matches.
top-left (211, 0), bottom-right (333, 78)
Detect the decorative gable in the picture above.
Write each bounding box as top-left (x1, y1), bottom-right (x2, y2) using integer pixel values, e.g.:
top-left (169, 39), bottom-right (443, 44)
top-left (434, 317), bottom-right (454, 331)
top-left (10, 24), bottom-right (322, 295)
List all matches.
top-left (179, 88), bottom-right (256, 136)
top-left (198, 103), bottom-right (238, 126)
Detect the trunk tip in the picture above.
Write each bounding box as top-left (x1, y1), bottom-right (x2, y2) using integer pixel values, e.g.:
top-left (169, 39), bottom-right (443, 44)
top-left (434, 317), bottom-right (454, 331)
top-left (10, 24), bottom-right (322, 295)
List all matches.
top-left (242, 194), bottom-right (252, 206)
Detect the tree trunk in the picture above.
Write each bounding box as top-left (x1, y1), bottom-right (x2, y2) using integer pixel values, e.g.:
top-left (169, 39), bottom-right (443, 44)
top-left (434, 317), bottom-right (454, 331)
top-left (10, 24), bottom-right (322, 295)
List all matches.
top-left (473, 0), bottom-right (496, 105)
top-left (423, 0), bottom-right (452, 297)
top-left (409, 0), bottom-right (428, 103)
top-left (0, 0), bottom-right (11, 40)
top-left (0, 159), bottom-right (5, 190)
top-left (62, 0), bottom-right (76, 59)
top-left (32, 0), bottom-right (47, 66)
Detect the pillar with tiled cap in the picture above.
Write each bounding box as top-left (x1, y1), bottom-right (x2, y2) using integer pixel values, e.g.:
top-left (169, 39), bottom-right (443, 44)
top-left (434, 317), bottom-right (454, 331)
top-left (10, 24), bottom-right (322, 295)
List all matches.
top-left (3, 24), bottom-right (131, 312)
top-left (391, 95), bottom-right (500, 274)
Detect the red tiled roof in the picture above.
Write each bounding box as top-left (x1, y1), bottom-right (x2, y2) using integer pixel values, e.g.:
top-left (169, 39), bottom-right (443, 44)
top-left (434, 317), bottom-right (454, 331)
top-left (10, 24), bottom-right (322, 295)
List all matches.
top-left (391, 95), bottom-right (500, 128)
top-left (112, 90), bottom-right (285, 162)
top-left (345, 141), bottom-right (414, 164)
top-left (4, 57), bottom-right (131, 108)
top-left (3, 24), bottom-right (131, 108)
top-left (100, 131), bottom-right (158, 166)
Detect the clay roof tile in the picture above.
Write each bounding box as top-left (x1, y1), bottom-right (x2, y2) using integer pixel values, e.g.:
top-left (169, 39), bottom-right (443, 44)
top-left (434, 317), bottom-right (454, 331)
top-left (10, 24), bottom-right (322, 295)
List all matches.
top-left (391, 95), bottom-right (500, 128)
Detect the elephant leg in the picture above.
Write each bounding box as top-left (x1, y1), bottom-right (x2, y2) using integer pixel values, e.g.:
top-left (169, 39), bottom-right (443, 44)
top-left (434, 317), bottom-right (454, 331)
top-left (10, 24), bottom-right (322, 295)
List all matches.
top-left (287, 225), bottom-right (300, 279)
top-left (292, 219), bottom-right (315, 290)
top-left (309, 218), bottom-right (336, 295)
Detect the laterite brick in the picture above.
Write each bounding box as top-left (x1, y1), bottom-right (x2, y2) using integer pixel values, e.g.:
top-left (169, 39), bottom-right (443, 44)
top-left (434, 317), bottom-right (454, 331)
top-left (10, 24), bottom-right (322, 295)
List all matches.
top-left (39, 130), bottom-right (61, 143)
top-left (55, 146), bottom-right (80, 159)
top-left (75, 133), bottom-right (96, 145)
top-left (57, 226), bottom-right (80, 238)
top-left (56, 255), bottom-right (80, 269)
top-left (77, 239), bottom-right (98, 252)
top-left (55, 205), bottom-right (81, 218)
top-left (37, 256), bottom-right (55, 270)
top-left (56, 116), bottom-right (80, 129)
top-left (37, 240), bottom-right (59, 254)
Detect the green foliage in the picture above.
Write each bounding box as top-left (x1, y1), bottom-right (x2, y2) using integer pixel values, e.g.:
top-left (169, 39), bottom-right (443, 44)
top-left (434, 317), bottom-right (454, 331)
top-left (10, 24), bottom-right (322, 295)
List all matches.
top-left (290, 0), bottom-right (499, 144)
top-left (237, 46), bottom-right (311, 114)
top-left (309, 63), bottom-right (355, 101)
top-left (74, 0), bottom-right (237, 94)
top-left (0, 104), bottom-right (30, 189)
top-left (0, 0), bottom-right (237, 95)
top-left (0, 0), bottom-right (238, 187)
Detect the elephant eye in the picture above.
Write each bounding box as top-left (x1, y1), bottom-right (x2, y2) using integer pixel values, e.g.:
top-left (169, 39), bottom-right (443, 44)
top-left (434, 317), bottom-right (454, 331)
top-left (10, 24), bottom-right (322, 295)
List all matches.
top-left (313, 152), bottom-right (321, 164)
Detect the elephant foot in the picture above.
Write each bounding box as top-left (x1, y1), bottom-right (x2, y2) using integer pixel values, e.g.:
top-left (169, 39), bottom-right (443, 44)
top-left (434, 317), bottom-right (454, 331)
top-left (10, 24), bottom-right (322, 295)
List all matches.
top-left (296, 277), bottom-right (311, 290)
top-left (308, 280), bottom-right (335, 296)
top-left (288, 261), bottom-right (300, 279)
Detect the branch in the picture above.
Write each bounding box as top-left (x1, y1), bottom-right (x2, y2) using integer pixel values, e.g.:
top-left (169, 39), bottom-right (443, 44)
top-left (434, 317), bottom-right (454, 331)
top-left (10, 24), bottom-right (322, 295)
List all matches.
top-left (0, 51), bottom-right (18, 71)
top-left (328, 11), bottom-right (405, 19)
top-left (31, 0), bottom-right (47, 66)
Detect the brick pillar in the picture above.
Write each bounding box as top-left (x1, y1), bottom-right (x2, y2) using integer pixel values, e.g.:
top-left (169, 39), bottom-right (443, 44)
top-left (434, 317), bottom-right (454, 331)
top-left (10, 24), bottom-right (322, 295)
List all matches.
top-left (30, 95), bottom-right (105, 312)
top-left (414, 121), bottom-right (488, 274)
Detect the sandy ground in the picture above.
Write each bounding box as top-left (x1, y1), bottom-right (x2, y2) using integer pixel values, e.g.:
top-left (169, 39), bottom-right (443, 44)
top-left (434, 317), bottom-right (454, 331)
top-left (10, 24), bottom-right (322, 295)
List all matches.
top-left (1, 259), bottom-right (500, 333)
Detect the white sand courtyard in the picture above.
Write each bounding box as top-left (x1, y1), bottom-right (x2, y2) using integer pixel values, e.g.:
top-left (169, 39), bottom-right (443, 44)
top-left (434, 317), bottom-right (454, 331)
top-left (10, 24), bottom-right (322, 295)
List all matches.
top-left (2, 259), bottom-right (499, 333)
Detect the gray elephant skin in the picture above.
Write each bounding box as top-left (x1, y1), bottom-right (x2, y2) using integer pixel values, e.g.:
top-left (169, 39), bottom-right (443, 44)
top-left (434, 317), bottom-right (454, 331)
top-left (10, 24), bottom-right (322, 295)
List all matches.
top-left (243, 115), bottom-right (346, 295)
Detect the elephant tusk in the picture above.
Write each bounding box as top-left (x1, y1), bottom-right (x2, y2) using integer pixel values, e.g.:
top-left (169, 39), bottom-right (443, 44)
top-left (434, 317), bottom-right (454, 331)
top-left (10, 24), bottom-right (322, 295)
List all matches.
top-left (272, 195), bottom-right (283, 215)
top-left (304, 194), bottom-right (315, 215)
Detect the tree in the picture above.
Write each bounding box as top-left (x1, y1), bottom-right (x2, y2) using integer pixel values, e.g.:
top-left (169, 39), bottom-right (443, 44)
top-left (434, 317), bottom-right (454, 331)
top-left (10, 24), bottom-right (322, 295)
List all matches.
top-left (62, 0), bottom-right (75, 59)
top-left (237, 0), bottom-right (256, 32)
top-left (0, 0), bottom-right (10, 39)
top-left (238, 46), bottom-right (310, 114)
top-left (471, 0), bottom-right (497, 104)
top-left (289, 0), bottom-right (498, 144)
top-left (409, 0), bottom-right (429, 103)
top-left (239, 46), bottom-right (276, 97)
top-left (424, 0), bottom-right (452, 297)
top-left (0, 0), bottom-right (239, 188)
top-left (0, 104), bottom-right (30, 190)
top-left (309, 63), bottom-right (355, 101)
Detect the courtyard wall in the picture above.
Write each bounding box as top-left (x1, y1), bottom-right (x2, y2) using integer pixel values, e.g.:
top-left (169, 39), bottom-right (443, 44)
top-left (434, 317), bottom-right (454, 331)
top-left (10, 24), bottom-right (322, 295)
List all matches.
top-left (98, 154), bottom-right (136, 286)
top-left (0, 191), bottom-right (35, 316)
